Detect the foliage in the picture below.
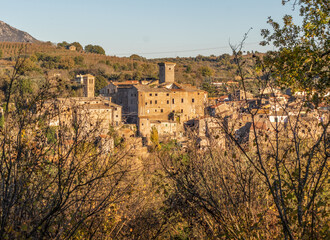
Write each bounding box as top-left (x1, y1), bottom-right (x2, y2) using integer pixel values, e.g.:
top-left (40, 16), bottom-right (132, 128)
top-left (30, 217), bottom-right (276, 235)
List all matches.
top-left (74, 55), bottom-right (84, 65)
top-left (94, 75), bottom-right (108, 95)
top-left (85, 44), bottom-right (106, 55)
top-left (201, 80), bottom-right (217, 97)
top-left (150, 126), bottom-right (160, 150)
top-left (260, 0), bottom-right (329, 96)
top-left (198, 66), bottom-right (213, 77)
top-left (0, 56), bottom-right (132, 239)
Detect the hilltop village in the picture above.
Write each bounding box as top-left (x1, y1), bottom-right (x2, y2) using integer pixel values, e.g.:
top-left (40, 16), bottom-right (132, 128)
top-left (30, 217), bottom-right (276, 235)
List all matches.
top-left (29, 61), bottom-right (328, 156)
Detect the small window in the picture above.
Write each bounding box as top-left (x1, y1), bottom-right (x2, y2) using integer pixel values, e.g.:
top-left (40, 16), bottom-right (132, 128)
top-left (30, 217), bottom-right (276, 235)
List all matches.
top-left (161, 109), bottom-right (163, 113)
top-left (155, 100), bottom-right (158, 104)
top-left (150, 100), bottom-right (152, 104)
top-left (192, 98), bottom-right (195, 103)
top-left (155, 109), bottom-right (157, 112)
top-left (145, 102), bottom-right (147, 105)
top-left (181, 98), bottom-right (184, 103)
top-left (198, 93), bottom-right (200, 95)
top-left (166, 93), bottom-right (169, 96)
top-left (149, 93), bottom-right (152, 96)
top-left (116, 115), bottom-right (118, 117)
top-left (167, 100), bottom-right (169, 104)
top-left (115, 108), bottom-right (117, 110)
top-left (172, 99), bottom-right (175, 104)
top-left (155, 93), bottom-right (158, 96)
top-left (181, 109), bottom-right (183, 113)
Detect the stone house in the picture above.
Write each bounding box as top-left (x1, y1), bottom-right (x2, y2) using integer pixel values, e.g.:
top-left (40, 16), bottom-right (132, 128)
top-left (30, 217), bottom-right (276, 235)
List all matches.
top-left (100, 62), bottom-right (208, 140)
top-left (46, 97), bottom-right (122, 136)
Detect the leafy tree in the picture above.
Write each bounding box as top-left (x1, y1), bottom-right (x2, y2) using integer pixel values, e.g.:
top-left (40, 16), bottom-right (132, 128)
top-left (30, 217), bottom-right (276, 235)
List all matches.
top-left (185, 64), bottom-right (192, 73)
top-left (198, 66), bottom-right (213, 77)
top-left (85, 44), bottom-right (106, 55)
top-left (130, 54), bottom-right (145, 61)
top-left (94, 75), bottom-right (108, 95)
top-left (260, 0), bottom-right (329, 97)
top-left (150, 126), bottom-right (160, 150)
top-left (57, 41), bottom-right (70, 48)
top-left (74, 56), bottom-right (84, 66)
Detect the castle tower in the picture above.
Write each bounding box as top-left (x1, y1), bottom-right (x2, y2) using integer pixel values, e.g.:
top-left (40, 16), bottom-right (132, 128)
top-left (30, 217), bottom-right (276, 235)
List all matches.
top-left (83, 74), bottom-right (95, 98)
top-left (158, 62), bottom-right (176, 84)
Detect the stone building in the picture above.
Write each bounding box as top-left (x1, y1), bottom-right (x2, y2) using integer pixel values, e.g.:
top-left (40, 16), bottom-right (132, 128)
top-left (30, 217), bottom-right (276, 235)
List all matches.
top-left (75, 74), bottom-right (95, 98)
top-left (47, 97), bottom-right (122, 136)
top-left (99, 62), bottom-right (208, 140)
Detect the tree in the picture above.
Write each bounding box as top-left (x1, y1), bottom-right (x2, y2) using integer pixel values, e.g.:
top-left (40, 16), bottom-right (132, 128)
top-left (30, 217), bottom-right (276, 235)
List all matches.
top-left (85, 44), bottom-right (106, 55)
top-left (198, 66), bottom-right (213, 77)
top-left (94, 75), bottom-right (108, 95)
top-left (57, 41), bottom-right (69, 48)
top-left (0, 55), bottom-right (132, 239)
top-left (260, 0), bottom-right (329, 97)
top-left (150, 126), bottom-right (160, 150)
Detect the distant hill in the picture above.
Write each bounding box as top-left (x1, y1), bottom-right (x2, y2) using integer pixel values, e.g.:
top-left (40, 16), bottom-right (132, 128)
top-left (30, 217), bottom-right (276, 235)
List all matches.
top-left (0, 20), bottom-right (38, 43)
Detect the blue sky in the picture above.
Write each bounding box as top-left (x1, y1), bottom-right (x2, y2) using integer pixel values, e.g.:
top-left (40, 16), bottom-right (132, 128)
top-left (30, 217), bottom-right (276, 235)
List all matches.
top-left (0, 0), bottom-right (301, 58)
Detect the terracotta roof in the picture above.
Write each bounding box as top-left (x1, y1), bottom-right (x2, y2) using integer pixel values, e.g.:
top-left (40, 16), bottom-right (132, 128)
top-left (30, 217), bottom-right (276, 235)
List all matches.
top-left (112, 81), bottom-right (139, 86)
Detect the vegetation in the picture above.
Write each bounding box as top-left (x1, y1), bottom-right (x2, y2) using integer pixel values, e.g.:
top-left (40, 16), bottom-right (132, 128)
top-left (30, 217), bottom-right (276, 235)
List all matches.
top-left (84, 44), bottom-right (106, 55)
top-left (0, 0), bottom-right (328, 239)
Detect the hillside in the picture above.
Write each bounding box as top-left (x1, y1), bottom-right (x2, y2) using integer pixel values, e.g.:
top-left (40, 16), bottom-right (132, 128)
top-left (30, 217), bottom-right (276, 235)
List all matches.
top-left (0, 41), bottom-right (263, 100)
top-left (0, 20), bottom-right (38, 43)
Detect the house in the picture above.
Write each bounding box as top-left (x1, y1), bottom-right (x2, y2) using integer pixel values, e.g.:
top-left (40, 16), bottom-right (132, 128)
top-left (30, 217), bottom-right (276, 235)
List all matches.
top-left (100, 62), bottom-right (208, 140)
top-left (68, 45), bottom-right (76, 51)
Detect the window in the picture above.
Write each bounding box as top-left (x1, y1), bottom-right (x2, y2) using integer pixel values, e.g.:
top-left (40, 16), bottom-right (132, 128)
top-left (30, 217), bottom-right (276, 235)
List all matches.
top-left (89, 79), bottom-right (93, 84)
top-left (172, 99), bottom-right (175, 104)
top-left (166, 93), bottom-right (169, 96)
top-left (155, 109), bottom-right (157, 112)
top-left (198, 93), bottom-right (200, 95)
top-left (181, 98), bottom-right (184, 103)
top-left (115, 108), bottom-right (117, 110)
top-left (116, 115), bottom-right (118, 118)
top-left (145, 102), bottom-right (147, 105)
top-left (155, 93), bottom-right (158, 96)
top-left (181, 109), bottom-right (183, 113)
top-left (167, 100), bottom-right (169, 104)
top-left (192, 98), bottom-right (195, 103)
top-left (150, 100), bottom-right (152, 104)
top-left (149, 93), bottom-right (152, 96)
top-left (155, 100), bottom-right (157, 104)
top-left (161, 109), bottom-right (163, 113)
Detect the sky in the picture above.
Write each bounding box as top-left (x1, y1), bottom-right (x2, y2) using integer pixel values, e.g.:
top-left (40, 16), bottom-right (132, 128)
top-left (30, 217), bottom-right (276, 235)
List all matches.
top-left (0, 0), bottom-right (302, 58)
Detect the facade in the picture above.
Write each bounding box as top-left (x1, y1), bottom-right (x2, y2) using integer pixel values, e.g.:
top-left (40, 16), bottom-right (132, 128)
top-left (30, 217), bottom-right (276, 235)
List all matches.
top-left (47, 97), bottom-right (122, 135)
top-left (99, 62), bottom-right (208, 140)
top-left (158, 62), bottom-right (176, 84)
top-left (68, 45), bottom-right (76, 51)
top-left (135, 82), bottom-right (207, 138)
top-left (74, 74), bottom-right (95, 98)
